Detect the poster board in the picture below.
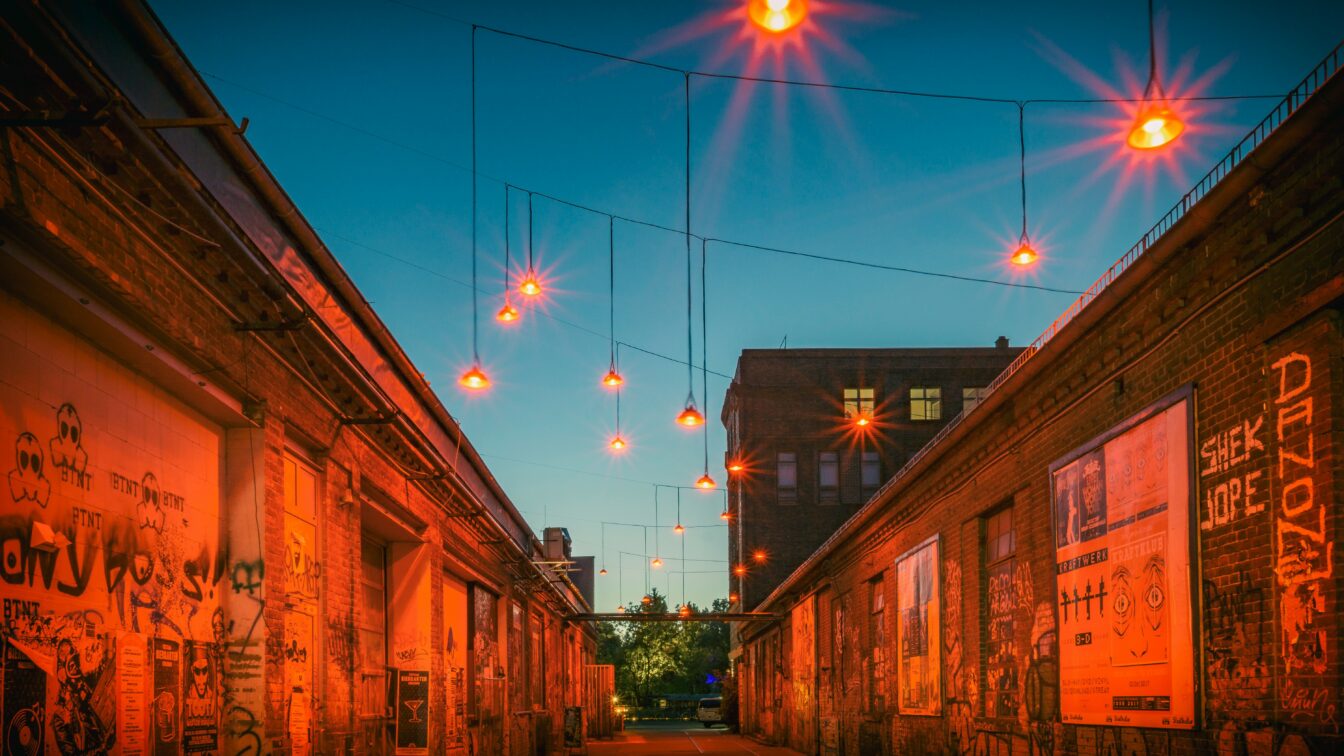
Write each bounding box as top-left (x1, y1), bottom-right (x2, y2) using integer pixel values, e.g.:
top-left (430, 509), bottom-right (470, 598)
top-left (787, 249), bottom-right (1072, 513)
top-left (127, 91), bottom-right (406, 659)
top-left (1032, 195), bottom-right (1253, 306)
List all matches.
top-left (896, 535), bottom-right (941, 715)
top-left (1050, 392), bottom-right (1195, 728)
top-left (396, 668), bottom-right (430, 752)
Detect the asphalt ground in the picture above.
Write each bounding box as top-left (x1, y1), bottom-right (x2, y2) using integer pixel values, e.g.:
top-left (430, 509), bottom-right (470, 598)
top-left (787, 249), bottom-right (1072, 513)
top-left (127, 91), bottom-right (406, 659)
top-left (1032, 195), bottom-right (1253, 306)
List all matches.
top-left (585, 720), bottom-right (803, 755)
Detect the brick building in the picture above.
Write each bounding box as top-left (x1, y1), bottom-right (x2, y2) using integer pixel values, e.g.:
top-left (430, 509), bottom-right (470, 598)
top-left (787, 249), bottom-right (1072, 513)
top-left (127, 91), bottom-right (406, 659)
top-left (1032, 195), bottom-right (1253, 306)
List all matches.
top-left (0, 3), bottom-right (597, 754)
top-left (721, 345), bottom-right (1023, 611)
top-left (735, 43), bottom-right (1344, 756)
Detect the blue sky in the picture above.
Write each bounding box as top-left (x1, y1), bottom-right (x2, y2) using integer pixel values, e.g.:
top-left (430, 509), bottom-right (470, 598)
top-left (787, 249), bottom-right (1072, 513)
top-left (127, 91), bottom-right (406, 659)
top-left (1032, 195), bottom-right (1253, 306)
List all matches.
top-left (150, 0), bottom-right (1344, 610)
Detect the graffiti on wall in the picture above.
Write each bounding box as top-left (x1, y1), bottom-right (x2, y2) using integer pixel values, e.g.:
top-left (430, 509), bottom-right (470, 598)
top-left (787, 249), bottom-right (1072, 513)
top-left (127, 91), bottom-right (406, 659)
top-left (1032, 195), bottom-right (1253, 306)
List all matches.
top-left (943, 558), bottom-right (977, 755)
top-left (1203, 569), bottom-right (1270, 720)
top-left (1199, 416), bottom-right (1267, 531)
top-left (790, 595), bottom-right (816, 748)
top-left (1270, 349), bottom-right (1336, 732)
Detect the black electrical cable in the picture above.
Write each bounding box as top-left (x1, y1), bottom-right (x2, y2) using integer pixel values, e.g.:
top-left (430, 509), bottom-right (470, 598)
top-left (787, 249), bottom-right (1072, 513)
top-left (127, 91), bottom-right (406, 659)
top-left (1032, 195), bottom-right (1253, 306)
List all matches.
top-left (470, 25), bottom-right (479, 363)
top-left (701, 237), bottom-right (709, 474)
top-left (609, 214), bottom-right (616, 366)
top-left (527, 190), bottom-right (535, 271)
top-left (1019, 103), bottom-right (1029, 242)
top-left (503, 184), bottom-right (511, 295)
top-left (684, 72), bottom-right (697, 408)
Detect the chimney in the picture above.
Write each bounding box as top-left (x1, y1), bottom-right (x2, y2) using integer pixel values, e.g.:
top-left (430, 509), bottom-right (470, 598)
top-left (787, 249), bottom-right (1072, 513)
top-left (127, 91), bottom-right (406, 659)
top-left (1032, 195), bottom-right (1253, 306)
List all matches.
top-left (995, 336), bottom-right (1009, 349)
top-left (543, 527), bottom-right (572, 562)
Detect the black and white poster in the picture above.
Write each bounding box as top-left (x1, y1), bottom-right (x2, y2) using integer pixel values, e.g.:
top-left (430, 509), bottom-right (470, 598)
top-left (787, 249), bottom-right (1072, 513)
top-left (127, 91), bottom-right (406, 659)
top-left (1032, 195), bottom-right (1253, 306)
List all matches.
top-left (150, 638), bottom-right (180, 755)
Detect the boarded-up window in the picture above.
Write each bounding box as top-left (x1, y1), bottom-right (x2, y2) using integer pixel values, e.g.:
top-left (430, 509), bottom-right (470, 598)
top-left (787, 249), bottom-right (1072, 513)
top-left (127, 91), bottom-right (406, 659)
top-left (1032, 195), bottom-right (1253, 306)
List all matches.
top-left (983, 506), bottom-right (1018, 718)
top-left (358, 534), bottom-right (389, 719)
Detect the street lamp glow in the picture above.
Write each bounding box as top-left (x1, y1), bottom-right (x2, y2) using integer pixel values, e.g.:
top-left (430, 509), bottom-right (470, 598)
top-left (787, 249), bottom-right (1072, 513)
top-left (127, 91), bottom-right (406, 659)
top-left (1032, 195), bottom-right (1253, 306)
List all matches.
top-left (727, 460), bottom-right (745, 473)
top-left (1010, 243), bottom-right (1038, 267)
top-left (602, 368), bottom-right (624, 389)
top-left (1128, 106), bottom-right (1185, 150)
top-left (749, 0), bottom-right (807, 33)
top-left (673, 523), bottom-right (685, 534)
top-left (495, 301), bottom-right (519, 324)
top-left (677, 403), bottom-right (705, 427)
top-left (608, 435), bottom-right (627, 452)
top-left (651, 557), bottom-right (663, 569)
top-left (733, 564), bottom-right (748, 576)
top-left (519, 270), bottom-right (542, 297)
top-left (599, 567), bottom-right (607, 575)
top-left (696, 473), bottom-right (716, 490)
top-left (720, 510), bottom-right (732, 521)
top-left (853, 412), bottom-right (872, 427)
top-left (753, 549), bottom-right (767, 563)
top-left (459, 365), bottom-right (490, 390)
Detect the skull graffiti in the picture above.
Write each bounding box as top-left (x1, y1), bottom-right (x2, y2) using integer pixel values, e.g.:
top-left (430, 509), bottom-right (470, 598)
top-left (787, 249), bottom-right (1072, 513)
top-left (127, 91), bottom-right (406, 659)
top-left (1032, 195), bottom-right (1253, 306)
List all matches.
top-left (48, 403), bottom-right (88, 475)
top-left (137, 472), bottom-right (165, 532)
top-left (8, 432), bottom-right (51, 507)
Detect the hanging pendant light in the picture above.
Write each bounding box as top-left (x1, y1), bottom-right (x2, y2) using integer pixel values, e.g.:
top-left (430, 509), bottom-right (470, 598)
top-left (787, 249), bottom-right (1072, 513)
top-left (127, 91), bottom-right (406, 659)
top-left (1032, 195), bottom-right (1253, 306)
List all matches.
top-left (1128, 0), bottom-right (1184, 150)
top-left (677, 402), bottom-right (705, 427)
top-left (602, 217), bottom-right (625, 389)
top-left (459, 365), bottom-right (490, 390)
top-left (496, 186), bottom-right (522, 325)
top-left (675, 74), bottom-right (704, 429)
top-left (520, 191), bottom-right (543, 297)
top-left (602, 367), bottom-right (624, 389)
top-left (748, 0), bottom-right (807, 33)
top-left (608, 434), bottom-right (627, 452)
top-left (599, 567), bottom-right (607, 576)
top-left (461, 27), bottom-right (492, 391)
top-left (1010, 104), bottom-right (1040, 267)
top-left (651, 557), bottom-right (663, 569)
top-left (696, 473), bottom-right (716, 490)
top-left (673, 523), bottom-right (685, 534)
top-left (720, 509), bottom-right (731, 521)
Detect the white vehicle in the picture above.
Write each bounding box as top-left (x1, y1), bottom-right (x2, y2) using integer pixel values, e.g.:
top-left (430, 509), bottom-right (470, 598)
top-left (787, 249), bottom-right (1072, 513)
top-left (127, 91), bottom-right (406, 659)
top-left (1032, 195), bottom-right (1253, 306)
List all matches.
top-left (696, 697), bottom-right (723, 727)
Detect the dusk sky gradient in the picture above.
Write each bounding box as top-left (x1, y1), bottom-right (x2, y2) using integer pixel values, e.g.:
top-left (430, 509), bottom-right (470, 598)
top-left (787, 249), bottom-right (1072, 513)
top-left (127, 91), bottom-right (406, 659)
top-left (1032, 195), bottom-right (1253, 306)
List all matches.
top-left (149, 0), bottom-right (1344, 611)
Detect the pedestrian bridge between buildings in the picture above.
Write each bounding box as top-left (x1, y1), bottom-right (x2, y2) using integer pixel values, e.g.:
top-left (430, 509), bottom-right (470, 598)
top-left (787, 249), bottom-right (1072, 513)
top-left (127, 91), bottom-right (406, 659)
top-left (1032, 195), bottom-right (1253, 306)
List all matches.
top-left (568, 612), bottom-right (781, 623)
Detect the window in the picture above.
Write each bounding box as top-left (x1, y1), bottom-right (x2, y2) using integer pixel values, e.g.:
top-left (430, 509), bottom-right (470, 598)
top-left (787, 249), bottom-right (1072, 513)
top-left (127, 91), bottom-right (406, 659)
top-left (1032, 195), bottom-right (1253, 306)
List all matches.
top-left (963, 387), bottom-right (988, 413)
top-left (867, 575), bottom-right (887, 712)
top-left (358, 534), bottom-right (389, 719)
top-left (861, 453), bottom-right (881, 490)
top-left (819, 452), bottom-right (839, 503)
top-left (983, 506), bottom-right (1017, 719)
top-left (777, 452), bottom-right (797, 504)
top-left (844, 388), bottom-right (875, 419)
top-left (530, 611), bottom-right (545, 707)
top-left (910, 387), bottom-right (942, 421)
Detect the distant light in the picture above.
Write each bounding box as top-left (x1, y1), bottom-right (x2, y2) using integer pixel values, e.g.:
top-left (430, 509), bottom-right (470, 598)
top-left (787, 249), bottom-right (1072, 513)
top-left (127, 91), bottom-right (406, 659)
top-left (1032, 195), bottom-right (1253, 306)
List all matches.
top-left (609, 435), bottom-right (627, 452)
top-left (1128, 106), bottom-right (1185, 150)
top-left (602, 368), bottom-right (624, 389)
top-left (752, 549), bottom-right (767, 563)
top-left (678, 605), bottom-right (691, 617)
top-left (727, 460), bottom-right (745, 473)
top-left (495, 301), bottom-right (520, 323)
top-left (459, 365), bottom-right (490, 390)
top-left (599, 567), bottom-right (608, 576)
top-left (733, 564), bottom-right (748, 576)
top-left (674, 523), bottom-right (685, 534)
top-left (651, 558), bottom-right (663, 569)
top-left (1010, 243), bottom-right (1038, 267)
top-left (616, 605), bottom-right (625, 612)
top-left (677, 403), bottom-right (705, 427)
top-left (519, 270), bottom-right (542, 297)
top-left (696, 474), bottom-right (716, 490)
top-left (749, 0), bottom-right (806, 33)
top-left (853, 412), bottom-right (872, 427)
top-left (720, 510), bottom-right (731, 521)
top-left (611, 695), bottom-right (620, 704)
top-left (641, 594), bottom-right (653, 605)
top-left (729, 593), bottom-right (739, 603)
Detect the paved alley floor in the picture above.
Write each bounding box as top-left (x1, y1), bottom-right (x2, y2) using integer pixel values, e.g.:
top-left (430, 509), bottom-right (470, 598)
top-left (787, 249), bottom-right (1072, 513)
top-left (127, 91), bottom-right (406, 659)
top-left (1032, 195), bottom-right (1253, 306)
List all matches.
top-left (586, 720), bottom-right (803, 755)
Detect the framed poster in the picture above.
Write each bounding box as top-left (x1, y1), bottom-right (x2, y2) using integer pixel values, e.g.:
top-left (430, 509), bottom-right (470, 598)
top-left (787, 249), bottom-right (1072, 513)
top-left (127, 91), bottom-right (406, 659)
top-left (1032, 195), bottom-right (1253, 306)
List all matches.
top-left (1050, 390), bottom-right (1195, 728)
top-left (896, 535), bottom-right (941, 715)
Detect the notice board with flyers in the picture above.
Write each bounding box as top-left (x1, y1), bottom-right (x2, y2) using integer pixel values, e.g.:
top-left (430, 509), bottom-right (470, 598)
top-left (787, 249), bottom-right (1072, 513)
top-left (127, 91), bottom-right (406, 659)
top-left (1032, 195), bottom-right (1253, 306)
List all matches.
top-left (1049, 390), bottom-right (1196, 728)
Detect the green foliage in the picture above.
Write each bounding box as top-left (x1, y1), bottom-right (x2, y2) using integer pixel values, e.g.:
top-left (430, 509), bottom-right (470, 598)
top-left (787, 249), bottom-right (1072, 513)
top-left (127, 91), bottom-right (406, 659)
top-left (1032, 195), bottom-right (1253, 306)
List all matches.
top-left (595, 589), bottom-right (731, 706)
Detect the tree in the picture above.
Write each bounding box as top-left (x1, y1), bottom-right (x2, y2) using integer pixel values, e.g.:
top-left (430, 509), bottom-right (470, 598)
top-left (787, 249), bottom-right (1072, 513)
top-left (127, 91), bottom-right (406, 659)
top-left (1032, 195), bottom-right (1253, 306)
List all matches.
top-left (596, 591), bottom-right (732, 708)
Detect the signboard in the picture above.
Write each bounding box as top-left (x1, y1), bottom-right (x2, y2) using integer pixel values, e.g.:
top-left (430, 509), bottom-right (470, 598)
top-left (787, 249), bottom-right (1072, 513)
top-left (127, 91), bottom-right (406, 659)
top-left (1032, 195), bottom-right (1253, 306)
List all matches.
top-left (396, 669), bottom-right (430, 752)
top-left (182, 640), bottom-right (220, 752)
top-left (896, 536), bottom-right (941, 715)
top-left (1050, 394), bottom-right (1194, 728)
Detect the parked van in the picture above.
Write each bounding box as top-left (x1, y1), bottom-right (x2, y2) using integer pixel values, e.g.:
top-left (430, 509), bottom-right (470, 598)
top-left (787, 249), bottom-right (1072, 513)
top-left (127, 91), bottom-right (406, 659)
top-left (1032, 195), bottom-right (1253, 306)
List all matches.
top-left (696, 697), bottom-right (723, 727)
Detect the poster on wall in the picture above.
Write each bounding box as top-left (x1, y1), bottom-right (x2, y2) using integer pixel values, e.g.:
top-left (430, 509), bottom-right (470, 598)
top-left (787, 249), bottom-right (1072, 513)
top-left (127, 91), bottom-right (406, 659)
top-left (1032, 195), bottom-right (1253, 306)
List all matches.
top-left (151, 637), bottom-right (182, 755)
top-left (896, 535), bottom-right (941, 715)
top-left (396, 668), bottom-right (430, 752)
top-left (182, 640), bottom-right (219, 752)
top-left (1050, 394), bottom-right (1194, 729)
top-left (790, 596), bottom-right (816, 741)
top-left (443, 577), bottom-right (468, 750)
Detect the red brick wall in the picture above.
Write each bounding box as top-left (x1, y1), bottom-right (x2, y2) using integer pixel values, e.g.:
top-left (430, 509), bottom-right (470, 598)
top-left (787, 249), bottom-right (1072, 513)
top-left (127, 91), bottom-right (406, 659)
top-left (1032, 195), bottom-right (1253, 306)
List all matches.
top-left (739, 73), bottom-right (1344, 755)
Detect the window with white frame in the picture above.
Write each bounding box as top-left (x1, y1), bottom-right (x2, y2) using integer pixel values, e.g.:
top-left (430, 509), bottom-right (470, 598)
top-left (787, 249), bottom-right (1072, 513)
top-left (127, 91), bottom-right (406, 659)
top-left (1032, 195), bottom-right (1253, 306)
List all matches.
top-left (910, 387), bottom-right (942, 421)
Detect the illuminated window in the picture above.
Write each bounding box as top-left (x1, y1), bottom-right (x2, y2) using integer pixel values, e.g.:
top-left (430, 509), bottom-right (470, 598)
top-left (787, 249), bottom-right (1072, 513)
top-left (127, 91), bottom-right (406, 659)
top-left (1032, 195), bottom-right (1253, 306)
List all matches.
top-left (358, 533), bottom-right (389, 720)
top-left (983, 506), bottom-right (1017, 719)
top-left (844, 387), bottom-right (875, 419)
top-left (777, 452), bottom-right (797, 504)
top-left (910, 387), bottom-right (942, 421)
top-left (819, 452), bottom-right (839, 503)
top-left (963, 387), bottom-right (988, 413)
top-left (861, 452), bottom-right (881, 491)
top-left (867, 575), bottom-right (887, 712)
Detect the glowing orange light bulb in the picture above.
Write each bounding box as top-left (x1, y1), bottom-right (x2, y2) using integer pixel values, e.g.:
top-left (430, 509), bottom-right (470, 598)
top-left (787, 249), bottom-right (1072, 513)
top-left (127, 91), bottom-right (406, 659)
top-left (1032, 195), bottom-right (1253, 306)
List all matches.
top-left (678, 605), bottom-right (691, 617)
top-left (651, 558), bottom-right (663, 569)
top-left (749, 0), bottom-right (806, 32)
top-left (1010, 243), bottom-right (1039, 267)
top-left (599, 567), bottom-right (608, 576)
top-left (696, 474), bottom-right (716, 490)
top-left (673, 523), bottom-right (685, 534)
top-left (727, 460), bottom-right (745, 473)
top-left (459, 365), bottom-right (490, 390)
top-left (854, 412), bottom-right (872, 427)
top-left (1127, 105), bottom-right (1185, 150)
top-left (753, 549), bottom-right (767, 563)
top-left (519, 270), bottom-right (542, 297)
top-left (616, 605), bottom-right (625, 613)
top-left (720, 510), bottom-right (731, 521)
top-left (677, 404), bottom-right (705, 427)
top-left (495, 301), bottom-right (520, 323)
top-left (641, 594), bottom-right (653, 605)
top-left (609, 435), bottom-right (627, 452)
top-left (729, 593), bottom-right (739, 603)
top-left (602, 368), bottom-right (624, 388)
top-left (733, 564), bottom-right (748, 576)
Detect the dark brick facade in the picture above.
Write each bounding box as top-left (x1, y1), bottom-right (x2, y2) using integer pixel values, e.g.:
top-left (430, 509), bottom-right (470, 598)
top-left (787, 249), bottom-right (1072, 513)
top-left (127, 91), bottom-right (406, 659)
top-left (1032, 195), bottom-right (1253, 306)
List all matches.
top-left (722, 346), bottom-right (1022, 610)
top-left (0, 4), bottom-right (595, 754)
top-left (736, 50), bottom-right (1344, 756)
